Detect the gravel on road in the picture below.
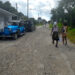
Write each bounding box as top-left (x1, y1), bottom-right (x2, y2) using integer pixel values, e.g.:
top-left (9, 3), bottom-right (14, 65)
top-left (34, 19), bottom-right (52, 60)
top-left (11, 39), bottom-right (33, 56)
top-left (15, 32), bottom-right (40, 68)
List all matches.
top-left (0, 26), bottom-right (75, 75)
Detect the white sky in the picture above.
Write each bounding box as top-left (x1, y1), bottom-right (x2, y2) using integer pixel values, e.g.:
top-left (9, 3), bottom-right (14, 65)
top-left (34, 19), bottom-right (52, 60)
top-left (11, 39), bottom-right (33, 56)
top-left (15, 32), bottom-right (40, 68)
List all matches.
top-left (1, 0), bottom-right (59, 21)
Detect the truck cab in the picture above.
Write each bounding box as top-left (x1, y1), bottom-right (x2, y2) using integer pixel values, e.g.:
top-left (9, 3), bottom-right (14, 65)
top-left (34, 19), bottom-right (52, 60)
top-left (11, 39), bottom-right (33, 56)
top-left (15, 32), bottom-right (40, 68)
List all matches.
top-left (0, 20), bottom-right (26, 39)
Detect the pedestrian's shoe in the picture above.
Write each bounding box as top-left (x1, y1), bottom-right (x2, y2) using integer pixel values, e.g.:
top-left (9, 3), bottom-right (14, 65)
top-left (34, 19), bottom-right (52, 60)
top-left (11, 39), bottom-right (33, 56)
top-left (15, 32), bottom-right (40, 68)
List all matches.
top-left (55, 44), bottom-right (58, 48)
top-left (52, 41), bottom-right (54, 44)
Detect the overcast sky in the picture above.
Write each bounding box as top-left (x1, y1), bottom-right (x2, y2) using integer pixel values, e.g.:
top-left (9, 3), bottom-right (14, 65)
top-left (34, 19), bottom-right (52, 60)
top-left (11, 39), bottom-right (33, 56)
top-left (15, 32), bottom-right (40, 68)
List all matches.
top-left (1, 0), bottom-right (59, 21)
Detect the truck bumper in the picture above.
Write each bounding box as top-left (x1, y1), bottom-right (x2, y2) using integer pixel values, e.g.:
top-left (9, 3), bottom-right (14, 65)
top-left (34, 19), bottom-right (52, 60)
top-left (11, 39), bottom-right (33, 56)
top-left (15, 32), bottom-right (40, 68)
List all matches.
top-left (0, 34), bottom-right (14, 38)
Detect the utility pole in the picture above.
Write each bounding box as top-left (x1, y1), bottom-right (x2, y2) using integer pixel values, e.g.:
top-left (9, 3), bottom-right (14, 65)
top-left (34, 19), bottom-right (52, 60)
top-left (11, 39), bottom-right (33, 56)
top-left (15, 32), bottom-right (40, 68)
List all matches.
top-left (27, 0), bottom-right (29, 19)
top-left (15, 3), bottom-right (18, 20)
top-left (38, 8), bottom-right (40, 18)
top-left (16, 3), bottom-right (18, 11)
top-left (38, 12), bottom-right (39, 18)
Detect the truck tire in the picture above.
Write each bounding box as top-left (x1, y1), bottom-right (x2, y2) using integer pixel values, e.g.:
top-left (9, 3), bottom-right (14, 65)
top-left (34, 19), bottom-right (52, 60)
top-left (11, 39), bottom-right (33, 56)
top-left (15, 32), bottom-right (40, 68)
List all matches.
top-left (17, 29), bottom-right (20, 37)
top-left (13, 34), bottom-right (18, 40)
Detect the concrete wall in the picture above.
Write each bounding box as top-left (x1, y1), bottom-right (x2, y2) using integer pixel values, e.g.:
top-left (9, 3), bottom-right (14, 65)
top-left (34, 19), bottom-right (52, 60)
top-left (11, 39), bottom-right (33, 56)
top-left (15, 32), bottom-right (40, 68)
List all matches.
top-left (0, 14), bottom-right (5, 29)
top-left (0, 13), bottom-right (12, 29)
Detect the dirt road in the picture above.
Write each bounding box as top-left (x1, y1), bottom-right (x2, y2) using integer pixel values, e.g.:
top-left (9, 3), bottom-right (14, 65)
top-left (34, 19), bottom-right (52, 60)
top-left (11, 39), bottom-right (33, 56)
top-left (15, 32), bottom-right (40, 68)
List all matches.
top-left (0, 26), bottom-right (75, 75)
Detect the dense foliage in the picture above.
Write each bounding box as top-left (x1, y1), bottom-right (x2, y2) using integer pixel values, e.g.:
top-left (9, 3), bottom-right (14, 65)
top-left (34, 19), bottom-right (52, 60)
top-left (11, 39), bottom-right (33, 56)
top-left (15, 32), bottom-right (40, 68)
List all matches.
top-left (51, 0), bottom-right (75, 28)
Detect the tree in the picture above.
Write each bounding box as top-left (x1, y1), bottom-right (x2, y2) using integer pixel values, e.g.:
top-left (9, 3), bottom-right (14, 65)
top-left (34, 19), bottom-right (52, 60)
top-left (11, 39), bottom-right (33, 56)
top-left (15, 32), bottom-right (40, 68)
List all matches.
top-left (0, 1), bottom-right (3, 8)
top-left (51, 0), bottom-right (75, 27)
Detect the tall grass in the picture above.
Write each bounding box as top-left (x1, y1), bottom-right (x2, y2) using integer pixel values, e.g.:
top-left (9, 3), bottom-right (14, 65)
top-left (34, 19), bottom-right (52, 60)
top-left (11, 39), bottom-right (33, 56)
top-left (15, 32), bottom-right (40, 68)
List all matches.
top-left (49, 23), bottom-right (53, 29)
top-left (36, 23), bottom-right (43, 26)
top-left (49, 22), bottom-right (62, 28)
top-left (68, 28), bottom-right (75, 44)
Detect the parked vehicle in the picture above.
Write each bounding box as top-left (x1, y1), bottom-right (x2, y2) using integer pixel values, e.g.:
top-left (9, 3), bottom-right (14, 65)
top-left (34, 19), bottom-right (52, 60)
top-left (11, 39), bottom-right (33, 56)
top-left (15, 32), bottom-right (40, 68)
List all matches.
top-left (24, 20), bottom-right (36, 32)
top-left (0, 20), bottom-right (26, 39)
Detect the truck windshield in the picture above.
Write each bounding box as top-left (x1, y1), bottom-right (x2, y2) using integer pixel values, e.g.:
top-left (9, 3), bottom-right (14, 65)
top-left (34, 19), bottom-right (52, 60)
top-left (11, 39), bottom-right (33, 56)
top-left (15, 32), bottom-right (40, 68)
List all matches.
top-left (11, 22), bottom-right (19, 26)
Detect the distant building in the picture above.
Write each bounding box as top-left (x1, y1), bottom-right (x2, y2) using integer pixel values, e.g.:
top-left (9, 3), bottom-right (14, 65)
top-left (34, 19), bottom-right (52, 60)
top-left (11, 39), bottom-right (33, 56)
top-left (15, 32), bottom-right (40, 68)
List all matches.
top-left (38, 17), bottom-right (47, 24)
top-left (38, 17), bottom-right (42, 23)
top-left (0, 8), bottom-right (17, 29)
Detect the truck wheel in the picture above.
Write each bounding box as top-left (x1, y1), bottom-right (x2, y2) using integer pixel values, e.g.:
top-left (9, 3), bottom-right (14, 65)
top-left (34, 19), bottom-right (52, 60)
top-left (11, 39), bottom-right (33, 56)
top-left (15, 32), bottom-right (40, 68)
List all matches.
top-left (23, 31), bottom-right (26, 35)
top-left (13, 34), bottom-right (18, 40)
top-left (31, 28), bottom-right (33, 32)
top-left (17, 30), bottom-right (20, 37)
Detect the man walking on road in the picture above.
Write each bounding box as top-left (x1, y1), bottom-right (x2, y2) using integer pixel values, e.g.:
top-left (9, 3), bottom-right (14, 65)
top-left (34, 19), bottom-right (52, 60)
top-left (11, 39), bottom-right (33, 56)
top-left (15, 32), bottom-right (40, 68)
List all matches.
top-left (51, 22), bottom-right (59, 47)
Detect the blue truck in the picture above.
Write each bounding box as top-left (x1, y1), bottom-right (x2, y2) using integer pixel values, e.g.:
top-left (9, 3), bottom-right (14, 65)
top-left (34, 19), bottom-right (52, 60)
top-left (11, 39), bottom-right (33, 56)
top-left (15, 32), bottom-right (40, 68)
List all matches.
top-left (0, 20), bottom-right (26, 39)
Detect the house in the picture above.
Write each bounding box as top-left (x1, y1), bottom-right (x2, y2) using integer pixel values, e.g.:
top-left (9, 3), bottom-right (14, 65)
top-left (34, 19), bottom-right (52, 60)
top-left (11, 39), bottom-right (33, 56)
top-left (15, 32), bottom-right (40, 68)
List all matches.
top-left (38, 17), bottom-right (42, 23)
top-left (0, 8), bottom-right (16, 29)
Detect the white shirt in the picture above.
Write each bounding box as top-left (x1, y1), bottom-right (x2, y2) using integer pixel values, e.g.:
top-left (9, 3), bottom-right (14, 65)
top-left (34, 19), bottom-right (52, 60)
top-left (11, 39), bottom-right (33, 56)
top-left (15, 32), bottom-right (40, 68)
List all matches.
top-left (52, 26), bottom-right (58, 32)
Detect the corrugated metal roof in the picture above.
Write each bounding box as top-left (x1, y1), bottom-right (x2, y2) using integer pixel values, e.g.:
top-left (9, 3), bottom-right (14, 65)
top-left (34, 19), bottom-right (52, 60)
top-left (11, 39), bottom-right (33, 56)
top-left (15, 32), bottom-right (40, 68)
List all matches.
top-left (0, 8), bottom-right (16, 16)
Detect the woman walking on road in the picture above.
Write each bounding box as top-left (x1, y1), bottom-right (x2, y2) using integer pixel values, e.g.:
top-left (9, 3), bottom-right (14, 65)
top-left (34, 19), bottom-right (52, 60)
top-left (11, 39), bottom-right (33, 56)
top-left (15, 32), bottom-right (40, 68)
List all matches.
top-left (61, 22), bottom-right (68, 45)
top-left (51, 22), bottom-right (59, 47)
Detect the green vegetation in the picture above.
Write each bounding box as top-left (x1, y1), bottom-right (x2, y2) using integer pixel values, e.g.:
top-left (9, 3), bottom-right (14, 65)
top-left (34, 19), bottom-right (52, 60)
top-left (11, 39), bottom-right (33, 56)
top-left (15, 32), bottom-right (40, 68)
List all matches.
top-left (51, 0), bottom-right (75, 44)
top-left (49, 22), bottom-right (75, 44)
top-left (58, 22), bottom-right (62, 28)
top-left (37, 23), bottom-right (43, 26)
top-left (68, 28), bottom-right (75, 44)
top-left (51, 0), bottom-right (75, 28)
top-left (49, 23), bottom-right (53, 29)
top-left (49, 22), bottom-right (62, 29)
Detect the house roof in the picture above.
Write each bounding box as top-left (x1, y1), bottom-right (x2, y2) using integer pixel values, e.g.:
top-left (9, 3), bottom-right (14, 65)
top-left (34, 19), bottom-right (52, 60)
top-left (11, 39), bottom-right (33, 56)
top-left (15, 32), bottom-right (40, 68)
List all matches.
top-left (0, 8), bottom-right (16, 16)
top-left (10, 20), bottom-right (21, 23)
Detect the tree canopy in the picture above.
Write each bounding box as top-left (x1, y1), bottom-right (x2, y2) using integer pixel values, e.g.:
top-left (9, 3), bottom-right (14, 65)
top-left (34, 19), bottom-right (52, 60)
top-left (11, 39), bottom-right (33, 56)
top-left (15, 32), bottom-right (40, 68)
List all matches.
top-left (51, 0), bottom-right (75, 27)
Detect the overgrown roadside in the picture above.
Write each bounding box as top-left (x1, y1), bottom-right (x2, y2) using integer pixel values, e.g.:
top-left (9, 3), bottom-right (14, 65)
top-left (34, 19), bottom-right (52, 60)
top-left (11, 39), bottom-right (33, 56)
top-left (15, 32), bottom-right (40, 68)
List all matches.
top-left (49, 23), bottom-right (75, 44)
top-left (67, 28), bottom-right (75, 44)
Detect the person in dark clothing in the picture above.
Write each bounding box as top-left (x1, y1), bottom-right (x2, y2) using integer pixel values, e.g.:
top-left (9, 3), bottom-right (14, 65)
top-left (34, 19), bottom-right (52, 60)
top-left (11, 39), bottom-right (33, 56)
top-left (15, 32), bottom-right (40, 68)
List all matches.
top-left (51, 24), bottom-right (59, 47)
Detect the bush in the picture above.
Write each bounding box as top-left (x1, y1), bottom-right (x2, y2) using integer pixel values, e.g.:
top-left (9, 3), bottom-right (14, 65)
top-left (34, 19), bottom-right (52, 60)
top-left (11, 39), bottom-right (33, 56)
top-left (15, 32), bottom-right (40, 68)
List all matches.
top-left (58, 22), bottom-right (62, 28)
top-left (49, 23), bottom-right (53, 29)
top-left (36, 23), bottom-right (43, 26)
top-left (68, 28), bottom-right (75, 44)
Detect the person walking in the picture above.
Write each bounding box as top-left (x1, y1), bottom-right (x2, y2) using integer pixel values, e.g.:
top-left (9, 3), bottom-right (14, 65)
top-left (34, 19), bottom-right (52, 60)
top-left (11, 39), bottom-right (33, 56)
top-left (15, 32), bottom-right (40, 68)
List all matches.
top-left (51, 23), bottom-right (59, 47)
top-left (61, 22), bottom-right (68, 45)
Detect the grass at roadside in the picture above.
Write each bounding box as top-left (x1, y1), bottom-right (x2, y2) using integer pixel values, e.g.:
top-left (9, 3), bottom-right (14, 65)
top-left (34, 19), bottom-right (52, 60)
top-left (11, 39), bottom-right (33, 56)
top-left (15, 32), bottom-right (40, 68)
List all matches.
top-left (67, 28), bottom-right (75, 44)
top-left (36, 23), bottom-right (43, 26)
top-left (49, 23), bottom-right (53, 29)
top-left (49, 22), bottom-right (62, 29)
